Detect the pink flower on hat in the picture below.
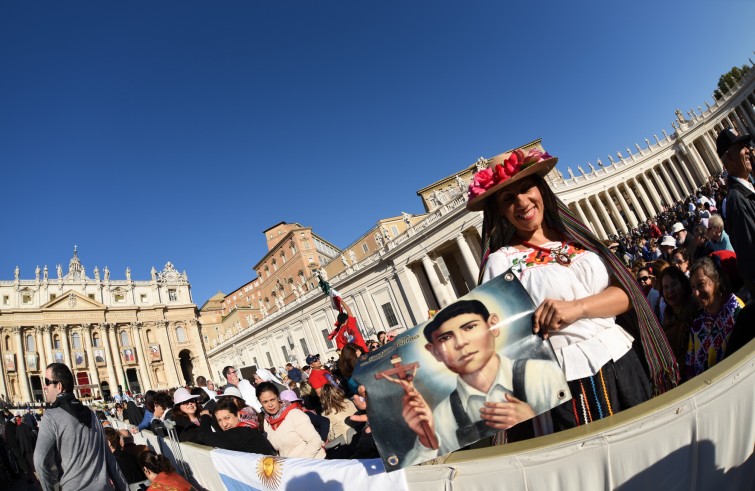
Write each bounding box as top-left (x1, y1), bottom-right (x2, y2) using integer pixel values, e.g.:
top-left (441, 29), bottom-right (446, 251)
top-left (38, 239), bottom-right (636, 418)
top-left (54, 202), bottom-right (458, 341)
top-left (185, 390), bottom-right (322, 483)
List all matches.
top-left (467, 148), bottom-right (553, 201)
top-left (468, 167), bottom-right (495, 199)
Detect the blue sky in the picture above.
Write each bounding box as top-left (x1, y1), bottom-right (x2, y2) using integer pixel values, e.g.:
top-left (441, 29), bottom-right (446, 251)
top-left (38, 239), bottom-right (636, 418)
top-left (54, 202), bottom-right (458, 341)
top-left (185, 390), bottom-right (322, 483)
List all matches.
top-left (1, 1), bottom-right (754, 305)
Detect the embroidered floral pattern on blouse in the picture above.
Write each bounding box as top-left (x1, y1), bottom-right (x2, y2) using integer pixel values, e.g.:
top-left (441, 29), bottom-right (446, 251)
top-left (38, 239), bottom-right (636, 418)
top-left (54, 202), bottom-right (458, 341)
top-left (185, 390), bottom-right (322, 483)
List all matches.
top-left (508, 242), bottom-right (586, 276)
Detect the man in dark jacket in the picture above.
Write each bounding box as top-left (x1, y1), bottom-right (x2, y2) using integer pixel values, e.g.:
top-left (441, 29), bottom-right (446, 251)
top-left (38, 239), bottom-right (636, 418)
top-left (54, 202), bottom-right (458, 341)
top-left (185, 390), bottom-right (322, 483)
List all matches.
top-left (717, 128), bottom-right (755, 295)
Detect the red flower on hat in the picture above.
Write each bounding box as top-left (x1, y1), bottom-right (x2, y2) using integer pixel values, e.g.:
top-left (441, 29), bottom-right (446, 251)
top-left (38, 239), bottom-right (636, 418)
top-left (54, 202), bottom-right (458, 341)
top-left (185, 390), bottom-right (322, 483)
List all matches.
top-left (467, 148), bottom-right (552, 201)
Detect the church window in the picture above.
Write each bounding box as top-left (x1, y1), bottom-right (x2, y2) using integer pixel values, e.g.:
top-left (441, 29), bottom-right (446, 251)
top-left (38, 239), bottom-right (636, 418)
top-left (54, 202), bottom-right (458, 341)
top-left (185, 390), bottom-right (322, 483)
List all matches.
top-left (362, 243), bottom-right (369, 254)
top-left (146, 329), bottom-right (154, 343)
top-left (140, 293), bottom-right (148, 303)
top-left (114, 293), bottom-right (125, 303)
top-left (88, 294), bottom-right (95, 300)
top-left (92, 333), bottom-right (101, 347)
top-left (22, 294), bottom-right (32, 304)
top-left (321, 329), bottom-right (334, 350)
top-left (168, 289), bottom-right (178, 302)
top-left (25, 334), bottom-right (35, 352)
top-left (72, 332), bottom-right (81, 349)
top-left (2, 295), bottom-right (8, 305)
top-left (120, 330), bottom-right (131, 347)
top-left (266, 352), bottom-right (273, 367)
top-left (53, 334), bottom-right (60, 350)
top-left (381, 303), bottom-right (399, 327)
top-left (49, 294), bottom-right (57, 301)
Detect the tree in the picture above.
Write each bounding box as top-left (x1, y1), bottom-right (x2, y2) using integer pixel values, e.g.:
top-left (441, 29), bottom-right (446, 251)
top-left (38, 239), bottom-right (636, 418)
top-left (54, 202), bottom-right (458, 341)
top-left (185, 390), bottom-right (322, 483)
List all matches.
top-left (713, 65), bottom-right (751, 100)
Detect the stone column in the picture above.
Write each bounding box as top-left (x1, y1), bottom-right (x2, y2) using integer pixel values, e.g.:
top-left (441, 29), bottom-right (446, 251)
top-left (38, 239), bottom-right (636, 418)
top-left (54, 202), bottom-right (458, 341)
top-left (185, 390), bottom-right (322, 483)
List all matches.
top-left (455, 234), bottom-right (480, 286)
top-left (740, 102), bottom-right (755, 131)
top-left (729, 109), bottom-right (748, 134)
top-left (106, 324), bottom-right (127, 392)
top-left (35, 326), bottom-right (46, 371)
top-left (582, 198), bottom-right (609, 239)
top-left (13, 327), bottom-right (33, 403)
top-left (602, 191), bottom-right (627, 234)
top-left (667, 160), bottom-right (691, 196)
top-left (650, 167), bottom-right (673, 207)
top-left (737, 104), bottom-right (755, 133)
top-left (132, 323), bottom-right (152, 392)
top-left (622, 182), bottom-right (647, 223)
top-left (675, 157), bottom-right (699, 192)
top-left (354, 292), bottom-right (379, 337)
top-left (100, 324), bottom-right (119, 397)
top-left (629, 177), bottom-right (655, 220)
top-left (162, 322), bottom-right (181, 387)
top-left (82, 325), bottom-right (100, 398)
top-left (59, 325), bottom-right (73, 369)
top-left (686, 142), bottom-right (713, 179)
top-left (613, 187), bottom-right (638, 228)
top-left (0, 333), bottom-right (7, 402)
top-left (657, 164), bottom-right (682, 202)
top-left (699, 134), bottom-right (722, 172)
top-left (393, 265), bottom-right (428, 326)
top-left (421, 255), bottom-right (452, 308)
top-left (639, 173), bottom-right (662, 211)
top-left (43, 325), bottom-right (54, 367)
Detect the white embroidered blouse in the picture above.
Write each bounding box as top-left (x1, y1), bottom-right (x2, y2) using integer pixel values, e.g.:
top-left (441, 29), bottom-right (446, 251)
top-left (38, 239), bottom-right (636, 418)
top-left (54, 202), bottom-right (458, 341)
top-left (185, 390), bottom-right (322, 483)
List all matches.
top-left (482, 241), bottom-right (633, 381)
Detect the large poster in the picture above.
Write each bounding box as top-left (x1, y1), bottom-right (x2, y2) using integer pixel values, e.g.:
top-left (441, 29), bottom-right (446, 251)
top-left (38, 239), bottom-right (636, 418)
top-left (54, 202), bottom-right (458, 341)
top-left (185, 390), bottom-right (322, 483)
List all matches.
top-left (353, 271), bottom-right (570, 471)
top-left (94, 349), bottom-right (106, 365)
top-left (26, 353), bottom-right (39, 371)
top-left (149, 344), bottom-right (161, 361)
top-left (122, 348), bottom-right (136, 364)
top-left (74, 351), bottom-right (86, 367)
top-left (4, 353), bottom-right (15, 372)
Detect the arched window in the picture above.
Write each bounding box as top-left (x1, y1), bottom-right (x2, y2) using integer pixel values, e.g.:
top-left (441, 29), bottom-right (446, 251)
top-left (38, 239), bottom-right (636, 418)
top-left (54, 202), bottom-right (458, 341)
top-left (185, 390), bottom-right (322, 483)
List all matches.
top-left (119, 330), bottom-right (131, 347)
top-left (53, 334), bottom-right (60, 350)
top-left (92, 332), bottom-right (101, 347)
top-left (25, 334), bottom-right (35, 352)
top-left (280, 251), bottom-right (286, 263)
top-left (290, 241), bottom-right (297, 255)
top-left (146, 329), bottom-right (154, 343)
top-left (176, 325), bottom-right (187, 343)
top-left (5, 336), bottom-right (11, 351)
top-left (272, 259), bottom-right (278, 271)
top-left (264, 266), bottom-right (270, 279)
top-left (72, 332), bottom-right (81, 349)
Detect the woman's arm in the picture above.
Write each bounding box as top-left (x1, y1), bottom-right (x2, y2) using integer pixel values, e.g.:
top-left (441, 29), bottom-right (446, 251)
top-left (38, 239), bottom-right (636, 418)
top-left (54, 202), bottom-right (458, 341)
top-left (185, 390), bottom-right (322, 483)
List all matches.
top-left (533, 285), bottom-right (630, 339)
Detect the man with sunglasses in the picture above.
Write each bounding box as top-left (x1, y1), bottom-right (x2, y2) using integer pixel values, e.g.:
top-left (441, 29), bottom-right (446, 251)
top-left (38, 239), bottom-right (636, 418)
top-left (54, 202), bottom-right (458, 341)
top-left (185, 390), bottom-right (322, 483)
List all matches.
top-left (717, 127), bottom-right (755, 296)
top-left (33, 363), bottom-right (128, 490)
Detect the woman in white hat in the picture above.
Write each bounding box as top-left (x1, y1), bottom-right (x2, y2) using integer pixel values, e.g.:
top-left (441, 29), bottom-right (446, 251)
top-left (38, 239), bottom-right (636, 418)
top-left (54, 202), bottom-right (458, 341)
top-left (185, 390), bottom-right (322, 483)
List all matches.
top-left (467, 146), bottom-right (678, 433)
top-left (168, 387), bottom-right (202, 443)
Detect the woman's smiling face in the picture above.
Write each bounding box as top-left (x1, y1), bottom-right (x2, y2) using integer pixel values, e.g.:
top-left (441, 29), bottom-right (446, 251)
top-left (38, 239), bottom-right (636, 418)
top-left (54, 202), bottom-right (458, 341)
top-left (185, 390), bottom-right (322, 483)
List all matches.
top-left (496, 177), bottom-right (545, 234)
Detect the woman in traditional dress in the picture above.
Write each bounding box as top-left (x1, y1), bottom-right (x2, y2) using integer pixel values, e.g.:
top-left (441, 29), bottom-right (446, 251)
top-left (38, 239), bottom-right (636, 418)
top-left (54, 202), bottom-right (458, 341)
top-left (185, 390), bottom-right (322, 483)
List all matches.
top-left (466, 145), bottom-right (678, 431)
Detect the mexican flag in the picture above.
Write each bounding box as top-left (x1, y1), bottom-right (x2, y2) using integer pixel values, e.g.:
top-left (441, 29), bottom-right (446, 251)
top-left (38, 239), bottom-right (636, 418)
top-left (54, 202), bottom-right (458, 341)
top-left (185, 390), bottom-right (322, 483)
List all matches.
top-left (317, 273), bottom-right (343, 312)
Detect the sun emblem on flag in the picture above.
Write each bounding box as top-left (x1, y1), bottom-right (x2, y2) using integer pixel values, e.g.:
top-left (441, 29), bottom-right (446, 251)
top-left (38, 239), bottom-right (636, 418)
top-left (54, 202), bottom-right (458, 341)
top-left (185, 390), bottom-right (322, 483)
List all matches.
top-left (256, 456), bottom-right (284, 489)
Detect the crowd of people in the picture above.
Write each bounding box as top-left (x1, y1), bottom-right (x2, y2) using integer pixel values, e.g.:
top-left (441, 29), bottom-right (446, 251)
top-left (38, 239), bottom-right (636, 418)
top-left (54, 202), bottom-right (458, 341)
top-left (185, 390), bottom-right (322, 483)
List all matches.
top-left (0, 129), bottom-right (752, 489)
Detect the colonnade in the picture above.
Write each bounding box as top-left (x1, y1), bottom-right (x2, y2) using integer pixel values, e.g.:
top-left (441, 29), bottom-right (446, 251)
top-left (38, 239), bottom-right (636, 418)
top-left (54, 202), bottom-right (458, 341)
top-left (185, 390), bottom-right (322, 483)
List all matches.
top-left (564, 75), bottom-right (755, 240)
top-left (0, 321), bottom-right (186, 403)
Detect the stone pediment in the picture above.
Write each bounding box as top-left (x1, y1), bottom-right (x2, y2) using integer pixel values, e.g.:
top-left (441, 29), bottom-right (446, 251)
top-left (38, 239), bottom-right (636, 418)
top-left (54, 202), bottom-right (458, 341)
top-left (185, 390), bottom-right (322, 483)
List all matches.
top-left (41, 291), bottom-right (105, 311)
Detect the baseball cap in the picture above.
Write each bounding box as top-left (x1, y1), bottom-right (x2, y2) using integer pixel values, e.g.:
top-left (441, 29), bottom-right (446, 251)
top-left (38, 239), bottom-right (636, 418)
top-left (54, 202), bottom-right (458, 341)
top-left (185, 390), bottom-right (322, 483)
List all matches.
top-left (279, 390), bottom-right (303, 403)
top-left (716, 128), bottom-right (751, 157)
top-left (305, 354), bottom-right (320, 365)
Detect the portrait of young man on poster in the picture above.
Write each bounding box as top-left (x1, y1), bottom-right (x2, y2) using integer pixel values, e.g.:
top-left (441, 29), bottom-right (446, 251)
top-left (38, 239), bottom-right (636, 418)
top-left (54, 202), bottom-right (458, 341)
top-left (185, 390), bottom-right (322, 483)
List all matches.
top-left (355, 272), bottom-right (570, 470)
